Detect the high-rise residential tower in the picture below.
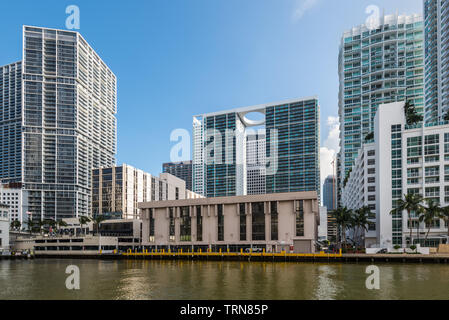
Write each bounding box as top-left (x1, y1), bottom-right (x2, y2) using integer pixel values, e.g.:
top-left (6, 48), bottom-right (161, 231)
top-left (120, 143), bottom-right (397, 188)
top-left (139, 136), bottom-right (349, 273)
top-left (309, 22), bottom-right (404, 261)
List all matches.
top-left (0, 26), bottom-right (117, 221)
top-left (193, 97), bottom-right (320, 199)
top-left (424, 0), bottom-right (449, 123)
top-left (338, 14), bottom-right (424, 195)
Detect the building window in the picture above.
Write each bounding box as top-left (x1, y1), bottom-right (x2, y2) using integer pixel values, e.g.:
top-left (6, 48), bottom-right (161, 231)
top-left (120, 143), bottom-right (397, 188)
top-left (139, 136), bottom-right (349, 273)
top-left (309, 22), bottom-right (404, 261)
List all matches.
top-left (217, 204), bottom-right (224, 241)
top-left (296, 200), bottom-right (304, 237)
top-left (169, 207), bottom-right (175, 241)
top-left (239, 203), bottom-right (246, 241)
top-left (180, 207), bottom-right (191, 241)
top-left (175, 187), bottom-right (179, 200)
top-left (149, 209), bottom-right (155, 242)
top-left (196, 206), bottom-right (202, 241)
top-left (270, 201), bottom-right (278, 241)
top-left (252, 202), bottom-right (265, 241)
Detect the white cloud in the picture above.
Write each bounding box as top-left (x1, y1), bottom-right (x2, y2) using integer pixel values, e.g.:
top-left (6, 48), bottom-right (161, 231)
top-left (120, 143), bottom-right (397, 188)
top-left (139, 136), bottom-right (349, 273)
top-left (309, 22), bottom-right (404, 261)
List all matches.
top-left (292, 0), bottom-right (320, 22)
top-left (320, 116), bottom-right (340, 200)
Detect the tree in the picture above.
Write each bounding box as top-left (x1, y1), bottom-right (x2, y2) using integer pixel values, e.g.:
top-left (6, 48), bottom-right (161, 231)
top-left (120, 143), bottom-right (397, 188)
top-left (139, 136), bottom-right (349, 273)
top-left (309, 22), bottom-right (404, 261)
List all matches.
top-left (419, 199), bottom-right (442, 246)
top-left (10, 220), bottom-right (21, 231)
top-left (353, 207), bottom-right (371, 246)
top-left (27, 220), bottom-right (35, 235)
top-left (390, 193), bottom-right (424, 247)
top-left (364, 132), bottom-right (374, 142)
top-left (334, 207), bottom-right (353, 249)
top-left (79, 216), bottom-right (91, 236)
top-left (443, 111), bottom-right (449, 122)
top-left (92, 215), bottom-right (106, 236)
top-left (404, 101), bottom-right (423, 126)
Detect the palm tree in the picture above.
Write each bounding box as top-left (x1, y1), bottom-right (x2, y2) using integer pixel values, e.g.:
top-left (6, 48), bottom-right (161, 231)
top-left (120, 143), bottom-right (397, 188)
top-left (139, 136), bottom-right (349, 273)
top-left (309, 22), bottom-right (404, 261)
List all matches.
top-left (27, 220), bottom-right (35, 235)
top-left (353, 207), bottom-right (371, 247)
top-left (404, 101), bottom-right (423, 126)
top-left (334, 207), bottom-right (353, 249)
top-left (10, 220), bottom-right (21, 231)
top-left (390, 193), bottom-right (424, 247)
top-left (79, 216), bottom-right (91, 236)
top-left (419, 199), bottom-right (442, 246)
top-left (92, 215), bottom-right (106, 236)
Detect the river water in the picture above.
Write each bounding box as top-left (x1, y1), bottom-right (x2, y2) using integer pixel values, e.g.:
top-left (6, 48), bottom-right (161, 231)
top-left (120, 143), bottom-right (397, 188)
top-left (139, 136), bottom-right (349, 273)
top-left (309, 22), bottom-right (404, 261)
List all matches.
top-left (1, 259), bottom-right (449, 300)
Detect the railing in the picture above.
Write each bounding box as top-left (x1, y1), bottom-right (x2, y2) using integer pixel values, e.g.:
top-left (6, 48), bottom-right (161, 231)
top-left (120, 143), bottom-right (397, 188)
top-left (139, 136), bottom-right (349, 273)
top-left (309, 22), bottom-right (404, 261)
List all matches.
top-left (121, 248), bottom-right (343, 259)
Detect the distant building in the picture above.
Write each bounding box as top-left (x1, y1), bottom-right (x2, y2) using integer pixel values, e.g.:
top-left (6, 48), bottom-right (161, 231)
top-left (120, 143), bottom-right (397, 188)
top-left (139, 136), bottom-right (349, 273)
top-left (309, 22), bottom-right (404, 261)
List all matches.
top-left (0, 183), bottom-right (28, 225)
top-left (322, 176), bottom-right (336, 211)
top-left (92, 164), bottom-right (201, 220)
top-left (162, 161), bottom-right (193, 191)
top-left (327, 211), bottom-right (338, 244)
top-left (139, 191), bottom-right (320, 253)
top-left (0, 204), bottom-right (9, 250)
top-left (318, 206), bottom-right (328, 240)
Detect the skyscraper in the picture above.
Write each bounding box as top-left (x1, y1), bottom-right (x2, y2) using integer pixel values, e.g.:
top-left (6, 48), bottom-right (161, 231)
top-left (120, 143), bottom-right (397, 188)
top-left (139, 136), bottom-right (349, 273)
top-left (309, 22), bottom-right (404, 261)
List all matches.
top-left (322, 175), bottom-right (336, 211)
top-left (338, 14), bottom-right (424, 195)
top-left (424, 0), bottom-right (449, 123)
top-left (0, 26), bottom-right (117, 220)
top-left (162, 161), bottom-right (193, 191)
top-left (192, 97), bottom-right (320, 198)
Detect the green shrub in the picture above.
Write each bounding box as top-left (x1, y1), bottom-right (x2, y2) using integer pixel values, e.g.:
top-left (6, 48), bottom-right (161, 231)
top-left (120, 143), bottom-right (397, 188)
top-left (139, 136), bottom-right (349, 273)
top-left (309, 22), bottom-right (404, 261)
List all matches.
top-left (394, 245), bottom-right (401, 250)
top-left (410, 245), bottom-right (417, 251)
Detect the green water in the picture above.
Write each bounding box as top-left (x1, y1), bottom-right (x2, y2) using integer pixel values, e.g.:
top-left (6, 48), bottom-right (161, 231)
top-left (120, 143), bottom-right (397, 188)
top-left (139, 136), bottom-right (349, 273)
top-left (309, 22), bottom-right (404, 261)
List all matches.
top-left (1, 259), bottom-right (449, 300)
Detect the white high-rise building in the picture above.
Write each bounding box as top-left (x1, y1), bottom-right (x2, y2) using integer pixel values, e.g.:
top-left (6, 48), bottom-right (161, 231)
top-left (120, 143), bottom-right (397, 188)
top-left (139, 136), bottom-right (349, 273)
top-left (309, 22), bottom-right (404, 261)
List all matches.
top-left (0, 183), bottom-right (28, 225)
top-left (342, 101), bottom-right (449, 248)
top-left (0, 26), bottom-right (117, 221)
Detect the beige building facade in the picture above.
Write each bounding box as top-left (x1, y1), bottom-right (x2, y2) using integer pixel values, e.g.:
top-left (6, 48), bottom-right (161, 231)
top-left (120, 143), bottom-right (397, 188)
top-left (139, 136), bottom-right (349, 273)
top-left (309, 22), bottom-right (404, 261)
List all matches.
top-left (139, 192), bottom-right (319, 253)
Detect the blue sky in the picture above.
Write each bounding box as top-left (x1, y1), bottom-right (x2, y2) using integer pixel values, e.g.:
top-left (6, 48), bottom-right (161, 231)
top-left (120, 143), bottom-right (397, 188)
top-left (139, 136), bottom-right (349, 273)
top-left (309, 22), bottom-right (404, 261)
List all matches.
top-left (0, 0), bottom-right (422, 187)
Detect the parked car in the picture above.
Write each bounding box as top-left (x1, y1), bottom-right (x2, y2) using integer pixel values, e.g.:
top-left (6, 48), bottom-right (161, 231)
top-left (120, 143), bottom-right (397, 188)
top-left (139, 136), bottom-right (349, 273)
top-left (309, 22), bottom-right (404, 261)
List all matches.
top-left (376, 248), bottom-right (388, 254)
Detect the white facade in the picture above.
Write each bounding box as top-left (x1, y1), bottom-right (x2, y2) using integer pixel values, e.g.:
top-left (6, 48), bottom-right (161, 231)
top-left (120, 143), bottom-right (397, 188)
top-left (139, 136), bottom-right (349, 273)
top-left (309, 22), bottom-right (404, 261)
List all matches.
top-left (0, 204), bottom-right (9, 250)
top-left (318, 206), bottom-right (328, 240)
top-left (246, 132), bottom-right (266, 195)
top-left (343, 101), bottom-right (449, 248)
top-left (341, 143), bottom-right (377, 247)
top-left (0, 184), bottom-right (28, 225)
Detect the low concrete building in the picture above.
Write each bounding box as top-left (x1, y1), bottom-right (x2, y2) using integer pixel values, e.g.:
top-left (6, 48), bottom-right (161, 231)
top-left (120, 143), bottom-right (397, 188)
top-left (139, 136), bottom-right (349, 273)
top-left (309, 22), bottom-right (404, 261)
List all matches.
top-left (0, 204), bottom-right (9, 250)
top-left (14, 235), bottom-right (118, 255)
top-left (139, 192), bottom-right (319, 253)
top-left (99, 219), bottom-right (142, 250)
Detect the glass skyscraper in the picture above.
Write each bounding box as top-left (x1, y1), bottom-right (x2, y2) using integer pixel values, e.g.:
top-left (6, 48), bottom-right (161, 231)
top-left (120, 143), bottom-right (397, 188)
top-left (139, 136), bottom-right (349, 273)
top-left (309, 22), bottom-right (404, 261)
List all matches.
top-left (424, 0), bottom-right (449, 123)
top-left (193, 97), bottom-right (320, 198)
top-left (0, 26), bottom-right (117, 221)
top-left (338, 14), bottom-right (424, 194)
